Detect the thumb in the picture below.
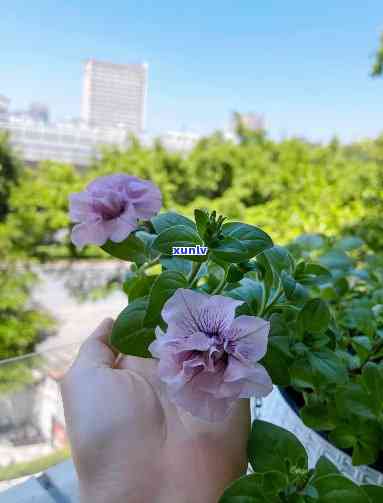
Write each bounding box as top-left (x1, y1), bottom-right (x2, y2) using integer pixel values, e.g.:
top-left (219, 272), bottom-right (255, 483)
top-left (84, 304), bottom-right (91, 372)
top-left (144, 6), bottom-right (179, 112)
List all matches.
top-left (71, 318), bottom-right (117, 370)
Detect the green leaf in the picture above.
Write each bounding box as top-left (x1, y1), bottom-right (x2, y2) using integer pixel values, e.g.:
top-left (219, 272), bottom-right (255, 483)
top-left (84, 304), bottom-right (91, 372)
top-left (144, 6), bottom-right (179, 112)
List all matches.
top-left (194, 208), bottom-right (210, 238)
top-left (290, 350), bottom-right (347, 389)
top-left (144, 271), bottom-right (188, 327)
top-left (351, 336), bottom-right (373, 363)
top-left (361, 485), bottom-right (383, 502)
top-left (248, 420), bottom-right (308, 475)
top-left (101, 233), bottom-right (147, 264)
top-left (301, 401), bottom-right (335, 430)
top-left (221, 222), bottom-right (273, 258)
top-left (336, 382), bottom-right (383, 426)
top-left (226, 277), bottom-right (264, 314)
top-left (123, 273), bottom-right (157, 301)
top-left (328, 424), bottom-right (355, 449)
top-left (135, 230), bottom-right (159, 260)
top-left (261, 335), bottom-right (293, 385)
top-left (256, 246), bottom-right (294, 300)
top-left (294, 234), bottom-right (326, 251)
top-left (297, 263), bottom-right (332, 286)
top-left (360, 362), bottom-right (383, 413)
top-left (110, 299), bottom-right (154, 357)
top-left (336, 383), bottom-right (378, 421)
top-left (312, 456), bottom-right (339, 482)
top-left (151, 211), bottom-right (196, 233)
top-left (319, 250), bottom-right (353, 271)
top-left (281, 272), bottom-right (309, 304)
top-left (308, 350), bottom-right (348, 385)
top-left (218, 472), bottom-right (287, 503)
top-left (302, 485), bottom-right (319, 500)
top-left (206, 261), bottom-right (226, 291)
top-left (211, 236), bottom-right (253, 263)
top-left (226, 264), bottom-right (245, 283)
top-left (329, 418), bottom-right (383, 466)
top-left (262, 246), bottom-right (295, 274)
top-left (152, 224), bottom-right (205, 262)
top-left (312, 474), bottom-right (369, 503)
top-left (352, 419), bottom-right (383, 465)
top-left (333, 277), bottom-right (349, 297)
top-left (340, 305), bottom-right (376, 337)
top-left (298, 298), bottom-right (331, 334)
top-left (335, 236), bottom-right (365, 251)
top-left (160, 256), bottom-right (193, 275)
top-left (352, 435), bottom-right (381, 466)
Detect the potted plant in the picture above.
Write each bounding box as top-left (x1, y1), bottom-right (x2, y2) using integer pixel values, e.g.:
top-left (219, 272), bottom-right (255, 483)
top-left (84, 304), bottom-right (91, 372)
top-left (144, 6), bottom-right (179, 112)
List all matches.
top-left (68, 173), bottom-right (383, 494)
top-left (263, 234), bottom-right (383, 484)
top-left (220, 419), bottom-right (383, 502)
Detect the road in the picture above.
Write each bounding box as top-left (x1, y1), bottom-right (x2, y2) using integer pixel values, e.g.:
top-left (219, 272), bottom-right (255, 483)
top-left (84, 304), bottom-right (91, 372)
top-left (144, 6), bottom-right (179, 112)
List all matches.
top-left (34, 261), bottom-right (128, 352)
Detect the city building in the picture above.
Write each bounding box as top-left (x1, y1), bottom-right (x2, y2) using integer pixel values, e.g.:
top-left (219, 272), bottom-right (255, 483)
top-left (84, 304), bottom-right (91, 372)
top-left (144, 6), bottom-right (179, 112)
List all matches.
top-left (0, 95), bottom-right (10, 120)
top-left (231, 112), bottom-right (265, 132)
top-left (0, 116), bottom-right (127, 166)
top-left (28, 103), bottom-right (50, 123)
top-left (81, 59), bottom-right (148, 133)
top-left (158, 130), bottom-right (201, 151)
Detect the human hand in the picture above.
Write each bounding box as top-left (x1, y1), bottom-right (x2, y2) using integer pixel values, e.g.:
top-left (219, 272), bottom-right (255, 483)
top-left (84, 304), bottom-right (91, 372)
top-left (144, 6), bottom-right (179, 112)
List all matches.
top-left (60, 318), bottom-right (250, 503)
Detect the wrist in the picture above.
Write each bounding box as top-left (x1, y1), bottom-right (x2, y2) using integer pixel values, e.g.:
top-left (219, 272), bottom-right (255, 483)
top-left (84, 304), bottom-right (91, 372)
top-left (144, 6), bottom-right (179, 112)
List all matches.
top-left (79, 479), bottom-right (226, 503)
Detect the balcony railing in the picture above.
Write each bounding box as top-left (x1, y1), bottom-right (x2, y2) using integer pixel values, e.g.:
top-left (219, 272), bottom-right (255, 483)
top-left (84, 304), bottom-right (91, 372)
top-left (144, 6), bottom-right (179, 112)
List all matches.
top-left (0, 342), bottom-right (81, 498)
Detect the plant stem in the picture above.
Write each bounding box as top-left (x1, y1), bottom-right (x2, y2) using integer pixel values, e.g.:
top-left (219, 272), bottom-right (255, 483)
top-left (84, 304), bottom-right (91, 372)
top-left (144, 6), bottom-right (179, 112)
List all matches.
top-left (261, 286), bottom-right (284, 316)
top-left (359, 337), bottom-right (383, 371)
top-left (188, 262), bottom-right (203, 286)
top-left (137, 256), bottom-right (160, 274)
top-left (212, 275), bottom-right (227, 294)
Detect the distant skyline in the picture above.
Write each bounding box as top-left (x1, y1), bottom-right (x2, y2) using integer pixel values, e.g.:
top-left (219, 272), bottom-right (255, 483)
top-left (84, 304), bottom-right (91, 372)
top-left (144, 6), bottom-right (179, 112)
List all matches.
top-left (1, 0), bottom-right (383, 142)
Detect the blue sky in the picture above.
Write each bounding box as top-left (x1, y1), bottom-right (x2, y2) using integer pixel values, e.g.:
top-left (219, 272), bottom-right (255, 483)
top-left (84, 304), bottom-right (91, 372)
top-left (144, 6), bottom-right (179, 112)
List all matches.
top-left (1, 1), bottom-right (383, 141)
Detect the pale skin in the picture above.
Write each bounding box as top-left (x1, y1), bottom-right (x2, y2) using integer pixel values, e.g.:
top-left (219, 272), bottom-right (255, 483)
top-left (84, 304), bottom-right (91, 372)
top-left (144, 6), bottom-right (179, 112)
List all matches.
top-left (60, 318), bottom-right (251, 503)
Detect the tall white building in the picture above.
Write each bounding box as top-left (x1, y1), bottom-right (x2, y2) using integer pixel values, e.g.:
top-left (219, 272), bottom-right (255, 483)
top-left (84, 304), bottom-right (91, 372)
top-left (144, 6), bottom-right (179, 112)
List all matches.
top-left (81, 59), bottom-right (148, 133)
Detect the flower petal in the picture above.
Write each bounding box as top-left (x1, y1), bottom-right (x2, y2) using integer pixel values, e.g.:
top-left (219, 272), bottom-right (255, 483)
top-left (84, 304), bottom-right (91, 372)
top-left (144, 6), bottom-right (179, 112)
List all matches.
top-left (161, 289), bottom-right (211, 332)
top-left (131, 183), bottom-right (162, 219)
top-left (108, 215), bottom-right (138, 242)
top-left (226, 315), bottom-right (270, 362)
top-left (70, 220), bottom-right (110, 249)
top-left (220, 357), bottom-right (273, 399)
top-left (87, 173), bottom-right (137, 192)
top-left (68, 192), bottom-right (94, 222)
top-left (204, 295), bottom-right (244, 333)
top-left (170, 384), bottom-right (234, 421)
top-left (237, 363), bottom-right (273, 398)
top-left (69, 174), bottom-right (162, 248)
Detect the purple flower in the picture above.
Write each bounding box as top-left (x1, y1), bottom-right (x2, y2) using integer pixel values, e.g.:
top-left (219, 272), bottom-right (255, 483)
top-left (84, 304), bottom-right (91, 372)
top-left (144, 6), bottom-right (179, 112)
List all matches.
top-left (69, 174), bottom-right (162, 249)
top-left (149, 289), bottom-right (273, 421)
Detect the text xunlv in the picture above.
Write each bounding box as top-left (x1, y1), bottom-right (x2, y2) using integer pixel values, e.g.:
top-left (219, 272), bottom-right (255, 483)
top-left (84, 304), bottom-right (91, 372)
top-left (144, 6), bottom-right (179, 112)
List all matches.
top-left (172, 246), bottom-right (208, 256)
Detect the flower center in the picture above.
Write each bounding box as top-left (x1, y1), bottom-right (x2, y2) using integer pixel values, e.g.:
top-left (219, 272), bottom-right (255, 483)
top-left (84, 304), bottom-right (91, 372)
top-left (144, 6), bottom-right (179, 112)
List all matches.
top-left (92, 194), bottom-right (126, 220)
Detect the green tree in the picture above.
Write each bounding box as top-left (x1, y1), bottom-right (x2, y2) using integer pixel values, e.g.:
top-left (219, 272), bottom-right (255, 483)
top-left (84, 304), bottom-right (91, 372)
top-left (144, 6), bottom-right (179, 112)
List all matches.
top-left (0, 132), bottom-right (22, 221)
top-left (372, 32), bottom-right (383, 77)
top-left (5, 160), bottom-right (84, 259)
top-left (0, 227), bottom-right (54, 391)
top-left (0, 140), bottom-right (55, 391)
top-left (3, 129), bottom-right (383, 259)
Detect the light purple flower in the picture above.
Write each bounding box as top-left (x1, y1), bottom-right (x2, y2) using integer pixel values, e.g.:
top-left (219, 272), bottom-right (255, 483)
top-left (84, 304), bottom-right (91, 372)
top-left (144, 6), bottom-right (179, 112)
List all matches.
top-left (69, 174), bottom-right (162, 249)
top-left (149, 289), bottom-right (273, 421)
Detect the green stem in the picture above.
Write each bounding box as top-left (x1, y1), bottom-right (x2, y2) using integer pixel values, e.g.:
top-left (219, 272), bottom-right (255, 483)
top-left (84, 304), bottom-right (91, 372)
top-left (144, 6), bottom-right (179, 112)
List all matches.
top-left (261, 286), bottom-right (284, 317)
top-left (188, 262), bottom-right (203, 287)
top-left (359, 337), bottom-right (383, 371)
top-left (257, 284), bottom-right (267, 317)
top-left (137, 256), bottom-right (160, 274)
top-left (212, 276), bottom-right (227, 295)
